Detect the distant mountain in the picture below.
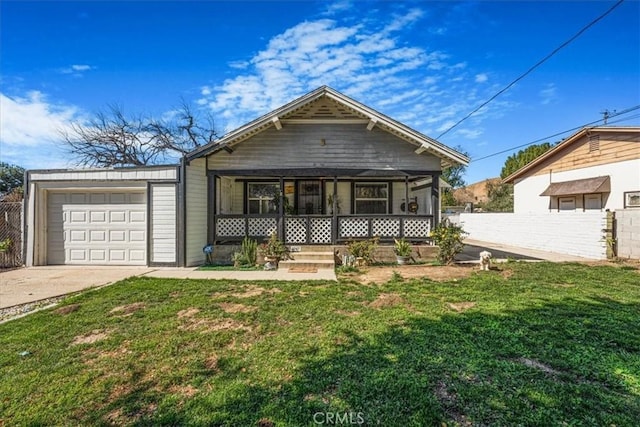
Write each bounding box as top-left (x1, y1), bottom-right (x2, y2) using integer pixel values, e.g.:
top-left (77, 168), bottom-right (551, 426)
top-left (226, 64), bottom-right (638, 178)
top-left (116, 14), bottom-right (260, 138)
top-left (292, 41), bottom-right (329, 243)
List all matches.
top-left (452, 178), bottom-right (501, 205)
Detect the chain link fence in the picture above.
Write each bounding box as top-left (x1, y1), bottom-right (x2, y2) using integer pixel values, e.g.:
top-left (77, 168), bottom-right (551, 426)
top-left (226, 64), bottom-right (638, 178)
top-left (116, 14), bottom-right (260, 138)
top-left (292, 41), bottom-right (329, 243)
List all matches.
top-left (0, 202), bottom-right (23, 268)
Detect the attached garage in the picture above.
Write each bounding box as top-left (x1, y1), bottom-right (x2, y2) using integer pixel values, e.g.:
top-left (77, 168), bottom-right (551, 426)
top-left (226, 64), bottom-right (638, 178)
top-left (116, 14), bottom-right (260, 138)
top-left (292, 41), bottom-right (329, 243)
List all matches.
top-left (24, 166), bottom-right (180, 267)
top-left (46, 190), bottom-right (147, 265)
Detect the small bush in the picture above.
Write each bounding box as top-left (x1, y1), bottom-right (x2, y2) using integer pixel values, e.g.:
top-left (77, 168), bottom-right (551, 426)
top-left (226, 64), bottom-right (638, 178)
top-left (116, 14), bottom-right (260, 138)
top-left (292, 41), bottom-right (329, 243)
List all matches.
top-left (346, 237), bottom-right (379, 266)
top-left (430, 221), bottom-right (467, 265)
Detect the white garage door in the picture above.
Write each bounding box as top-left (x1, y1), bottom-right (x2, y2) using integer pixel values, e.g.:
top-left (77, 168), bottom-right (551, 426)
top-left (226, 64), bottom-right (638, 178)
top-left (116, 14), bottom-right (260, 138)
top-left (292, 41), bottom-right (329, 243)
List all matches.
top-left (47, 191), bottom-right (147, 265)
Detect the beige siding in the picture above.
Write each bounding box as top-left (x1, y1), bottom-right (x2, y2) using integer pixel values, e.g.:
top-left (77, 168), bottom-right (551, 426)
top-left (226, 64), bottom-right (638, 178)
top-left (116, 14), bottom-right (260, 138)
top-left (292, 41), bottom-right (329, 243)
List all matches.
top-left (207, 125), bottom-right (440, 172)
top-left (150, 184), bottom-right (177, 263)
top-left (185, 158), bottom-right (207, 266)
top-left (532, 132), bottom-right (640, 176)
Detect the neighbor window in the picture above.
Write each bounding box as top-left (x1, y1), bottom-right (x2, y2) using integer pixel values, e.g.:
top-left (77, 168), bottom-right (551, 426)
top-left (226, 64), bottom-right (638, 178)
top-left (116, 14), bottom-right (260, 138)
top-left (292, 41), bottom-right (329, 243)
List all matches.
top-left (585, 194), bottom-right (602, 210)
top-left (354, 182), bottom-right (388, 214)
top-left (558, 197), bottom-right (576, 211)
top-left (247, 183), bottom-right (278, 214)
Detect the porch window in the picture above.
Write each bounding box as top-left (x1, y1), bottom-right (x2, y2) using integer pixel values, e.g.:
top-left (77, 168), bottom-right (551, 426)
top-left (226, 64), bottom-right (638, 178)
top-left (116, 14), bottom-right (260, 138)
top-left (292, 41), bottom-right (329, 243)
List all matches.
top-left (558, 197), bottom-right (576, 211)
top-left (354, 182), bottom-right (388, 214)
top-left (247, 182), bottom-right (278, 214)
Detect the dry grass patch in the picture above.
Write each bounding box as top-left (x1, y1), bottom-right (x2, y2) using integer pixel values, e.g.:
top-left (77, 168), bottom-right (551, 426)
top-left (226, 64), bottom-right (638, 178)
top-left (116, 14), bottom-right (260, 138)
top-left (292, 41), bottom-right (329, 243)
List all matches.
top-left (335, 309), bottom-right (361, 317)
top-left (354, 265), bottom-right (475, 284)
top-left (447, 302), bottom-right (476, 312)
top-left (221, 285), bottom-right (282, 299)
top-left (179, 317), bottom-right (251, 333)
top-left (518, 357), bottom-right (562, 376)
top-left (109, 302), bottom-right (145, 316)
top-left (72, 329), bottom-right (111, 346)
top-left (367, 293), bottom-right (404, 309)
top-left (54, 304), bottom-right (80, 315)
top-left (169, 384), bottom-right (198, 398)
top-left (218, 302), bottom-right (256, 313)
top-left (177, 307), bottom-right (200, 318)
top-left (204, 354), bottom-right (219, 371)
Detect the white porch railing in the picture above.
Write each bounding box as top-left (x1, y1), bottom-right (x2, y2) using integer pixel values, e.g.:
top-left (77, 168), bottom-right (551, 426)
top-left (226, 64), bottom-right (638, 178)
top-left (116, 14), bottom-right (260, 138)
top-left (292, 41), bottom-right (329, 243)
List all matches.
top-left (214, 214), bottom-right (432, 244)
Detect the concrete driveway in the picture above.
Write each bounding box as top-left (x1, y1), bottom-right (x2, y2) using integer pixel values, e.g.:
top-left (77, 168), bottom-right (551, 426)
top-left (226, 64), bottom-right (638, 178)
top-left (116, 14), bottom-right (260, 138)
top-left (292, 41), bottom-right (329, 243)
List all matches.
top-left (458, 239), bottom-right (592, 263)
top-left (0, 266), bottom-right (152, 309)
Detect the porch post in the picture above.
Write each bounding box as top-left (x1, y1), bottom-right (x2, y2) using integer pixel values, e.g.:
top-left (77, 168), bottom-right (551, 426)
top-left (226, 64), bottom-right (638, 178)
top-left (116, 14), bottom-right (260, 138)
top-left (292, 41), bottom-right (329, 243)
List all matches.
top-left (208, 174), bottom-right (216, 244)
top-left (278, 177), bottom-right (284, 241)
top-left (404, 175), bottom-right (409, 213)
top-left (431, 172), bottom-right (440, 228)
top-left (332, 176), bottom-right (338, 244)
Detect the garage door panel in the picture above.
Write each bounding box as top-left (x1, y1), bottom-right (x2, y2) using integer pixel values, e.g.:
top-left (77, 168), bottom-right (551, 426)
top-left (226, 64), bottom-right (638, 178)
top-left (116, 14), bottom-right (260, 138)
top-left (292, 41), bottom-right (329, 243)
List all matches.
top-left (47, 191), bottom-right (147, 265)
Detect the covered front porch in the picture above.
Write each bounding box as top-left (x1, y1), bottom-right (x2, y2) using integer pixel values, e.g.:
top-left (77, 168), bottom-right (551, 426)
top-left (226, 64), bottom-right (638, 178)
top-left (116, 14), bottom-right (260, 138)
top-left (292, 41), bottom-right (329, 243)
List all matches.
top-left (207, 169), bottom-right (443, 245)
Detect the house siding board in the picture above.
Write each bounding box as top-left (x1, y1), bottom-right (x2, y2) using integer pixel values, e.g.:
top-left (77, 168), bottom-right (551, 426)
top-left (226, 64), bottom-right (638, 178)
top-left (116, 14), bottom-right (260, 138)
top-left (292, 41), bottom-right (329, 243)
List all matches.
top-left (530, 132), bottom-right (640, 177)
top-left (514, 159), bottom-right (640, 213)
top-left (185, 158), bottom-right (207, 266)
top-left (206, 125), bottom-right (440, 172)
top-left (460, 211), bottom-right (607, 259)
top-left (150, 183), bottom-right (177, 263)
top-left (29, 167), bottom-right (178, 182)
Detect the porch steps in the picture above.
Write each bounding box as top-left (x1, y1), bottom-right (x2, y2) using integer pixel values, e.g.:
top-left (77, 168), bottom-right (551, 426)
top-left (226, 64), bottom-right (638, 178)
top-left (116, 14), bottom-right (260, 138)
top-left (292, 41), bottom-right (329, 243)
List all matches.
top-left (280, 249), bottom-right (336, 271)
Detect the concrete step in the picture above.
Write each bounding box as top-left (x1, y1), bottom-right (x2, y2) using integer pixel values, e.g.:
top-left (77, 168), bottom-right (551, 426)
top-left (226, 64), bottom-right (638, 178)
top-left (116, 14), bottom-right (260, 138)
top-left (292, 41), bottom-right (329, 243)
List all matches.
top-left (288, 245), bottom-right (335, 253)
top-left (279, 259), bottom-right (335, 270)
top-left (289, 251), bottom-right (335, 261)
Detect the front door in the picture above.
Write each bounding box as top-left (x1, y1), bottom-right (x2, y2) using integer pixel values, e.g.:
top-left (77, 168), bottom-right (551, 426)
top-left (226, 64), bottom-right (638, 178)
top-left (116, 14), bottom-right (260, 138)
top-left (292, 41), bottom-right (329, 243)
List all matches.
top-left (297, 180), bottom-right (322, 215)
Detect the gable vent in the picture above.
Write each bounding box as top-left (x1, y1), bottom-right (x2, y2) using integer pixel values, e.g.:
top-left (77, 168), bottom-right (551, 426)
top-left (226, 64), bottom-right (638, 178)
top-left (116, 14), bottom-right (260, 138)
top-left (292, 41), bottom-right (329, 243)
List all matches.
top-left (588, 135), bottom-right (600, 152)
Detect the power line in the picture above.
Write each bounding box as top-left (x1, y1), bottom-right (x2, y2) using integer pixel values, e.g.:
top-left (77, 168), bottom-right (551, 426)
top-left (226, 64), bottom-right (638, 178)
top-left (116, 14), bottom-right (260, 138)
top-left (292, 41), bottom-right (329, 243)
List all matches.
top-left (436, 0), bottom-right (626, 140)
top-left (470, 105), bottom-right (640, 163)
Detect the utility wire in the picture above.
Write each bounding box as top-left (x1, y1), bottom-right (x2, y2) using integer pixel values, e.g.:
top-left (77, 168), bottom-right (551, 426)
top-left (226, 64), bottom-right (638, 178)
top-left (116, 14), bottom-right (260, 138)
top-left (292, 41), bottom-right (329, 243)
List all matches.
top-left (470, 104), bottom-right (640, 163)
top-left (436, 0), bottom-right (626, 140)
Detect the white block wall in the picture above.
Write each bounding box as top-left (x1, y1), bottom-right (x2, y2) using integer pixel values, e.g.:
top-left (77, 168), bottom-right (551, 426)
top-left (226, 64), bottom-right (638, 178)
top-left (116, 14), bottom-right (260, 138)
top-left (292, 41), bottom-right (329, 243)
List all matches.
top-left (459, 211), bottom-right (608, 259)
top-left (616, 210), bottom-right (640, 259)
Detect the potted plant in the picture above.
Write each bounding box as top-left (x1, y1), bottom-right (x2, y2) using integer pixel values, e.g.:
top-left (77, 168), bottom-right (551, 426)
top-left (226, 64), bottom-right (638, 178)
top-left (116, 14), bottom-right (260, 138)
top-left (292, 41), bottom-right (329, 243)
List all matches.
top-left (259, 232), bottom-right (291, 270)
top-left (393, 238), bottom-right (412, 265)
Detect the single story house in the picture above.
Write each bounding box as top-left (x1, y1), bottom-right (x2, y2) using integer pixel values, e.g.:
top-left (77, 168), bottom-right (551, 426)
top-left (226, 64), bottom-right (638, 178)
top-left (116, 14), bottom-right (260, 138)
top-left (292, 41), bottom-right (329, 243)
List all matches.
top-left (23, 86), bottom-right (469, 267)
top-left (502, 126), bottom-right (640, 213)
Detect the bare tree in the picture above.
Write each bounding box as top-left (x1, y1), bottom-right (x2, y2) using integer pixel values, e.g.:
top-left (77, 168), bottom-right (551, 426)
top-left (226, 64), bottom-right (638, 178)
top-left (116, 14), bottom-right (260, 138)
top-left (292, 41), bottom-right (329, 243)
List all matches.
top-left (61, 102), bottom-right (219, 167)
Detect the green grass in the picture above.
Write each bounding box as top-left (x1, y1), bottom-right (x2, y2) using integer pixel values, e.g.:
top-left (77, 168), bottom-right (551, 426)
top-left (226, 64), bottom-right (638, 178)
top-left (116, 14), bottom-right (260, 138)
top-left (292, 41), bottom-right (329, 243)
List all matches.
top-left (1, 262), bottom-right (639, 426)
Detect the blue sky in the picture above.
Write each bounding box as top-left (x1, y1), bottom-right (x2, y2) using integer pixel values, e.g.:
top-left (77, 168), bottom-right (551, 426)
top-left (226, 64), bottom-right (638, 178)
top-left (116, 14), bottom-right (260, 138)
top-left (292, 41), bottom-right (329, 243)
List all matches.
top-left (1, 0), bottom-right (639, 184)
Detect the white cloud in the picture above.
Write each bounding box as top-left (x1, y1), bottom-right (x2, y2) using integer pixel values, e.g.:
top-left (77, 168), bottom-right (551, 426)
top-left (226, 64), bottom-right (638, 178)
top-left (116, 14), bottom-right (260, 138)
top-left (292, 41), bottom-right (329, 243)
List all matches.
top-left (59, 64), bottom-right (95, 75)
top-left (539, 83), bottom-right (557, 105)
top-left (323, 0), bottom-right (352, 16)
top-left (198, 6), bottom-right (513, 140)
top-left (0, 91), bottom-right (83, 168)
top-left (475, 73), bottom-right (488, 83)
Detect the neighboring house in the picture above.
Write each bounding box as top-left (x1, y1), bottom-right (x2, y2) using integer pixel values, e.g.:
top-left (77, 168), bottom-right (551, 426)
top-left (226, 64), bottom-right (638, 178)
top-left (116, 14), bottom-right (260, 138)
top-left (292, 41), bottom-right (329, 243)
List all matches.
top-left (502, 127), bottom-right (640, 213)
top-left (23, 86), bottom-right (469, 267)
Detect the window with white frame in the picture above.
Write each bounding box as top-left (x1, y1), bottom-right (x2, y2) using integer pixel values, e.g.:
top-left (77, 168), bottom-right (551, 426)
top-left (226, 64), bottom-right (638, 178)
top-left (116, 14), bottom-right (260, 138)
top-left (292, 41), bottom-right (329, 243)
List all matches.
top-left (354, 182), bottom-right (388, 214)
top-left (247, 182), bottom-right (278, 214)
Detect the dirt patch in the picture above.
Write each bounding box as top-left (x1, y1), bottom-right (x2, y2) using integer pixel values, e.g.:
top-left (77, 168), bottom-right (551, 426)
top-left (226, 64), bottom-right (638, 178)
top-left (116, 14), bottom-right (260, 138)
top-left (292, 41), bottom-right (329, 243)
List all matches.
top-left (169, 384), bottom-right (198, 398)
top-left (179, 317), bottom-right (251, 333)
top-left (55, 304), bottom-right (81, 315)
top-left (204, 354), bottom-right (219, 371)
top-left (351, 264), bottom-right (475, 284)
top-left (177, 307), bottom-right (200, 318)
top-left (335, 309), bottom-right (361, 317)
top-left (211, 285), bottom-right (282, 298)
top-left (518, 357), bottom-right (562, 376)
top-left (218, 302), bottom-right (256, 313)
top-left (72, 329), bottom-right (110, 346)
top-left (110, 302), bottom-right (145, 316)
top-left (367, 293), bottom-right (404, 309)
top-left (447, 302), bottom-right (476, 312)
top-left (257, 419), bottom-right (275, 427)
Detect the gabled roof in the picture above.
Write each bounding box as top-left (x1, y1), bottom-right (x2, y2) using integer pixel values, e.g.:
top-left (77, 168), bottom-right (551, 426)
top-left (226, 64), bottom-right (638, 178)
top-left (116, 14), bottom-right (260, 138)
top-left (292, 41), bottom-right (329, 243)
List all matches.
top-left (186, 86), bottom-right (469, 168)
top-left (503, 126), bottom-right (640, 183)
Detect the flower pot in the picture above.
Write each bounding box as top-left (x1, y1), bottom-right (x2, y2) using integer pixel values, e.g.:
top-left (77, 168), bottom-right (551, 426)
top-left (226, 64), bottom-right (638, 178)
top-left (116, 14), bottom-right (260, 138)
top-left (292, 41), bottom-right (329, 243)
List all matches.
top-left (396, 255), bottom-right (410, 265)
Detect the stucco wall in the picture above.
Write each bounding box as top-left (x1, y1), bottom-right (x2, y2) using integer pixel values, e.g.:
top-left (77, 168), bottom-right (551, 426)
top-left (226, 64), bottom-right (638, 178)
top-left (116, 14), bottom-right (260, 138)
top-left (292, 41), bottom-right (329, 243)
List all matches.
top-left (513, 159), bottom-right (640, 213)
top-left (459, 211), bottom-right (608, 259)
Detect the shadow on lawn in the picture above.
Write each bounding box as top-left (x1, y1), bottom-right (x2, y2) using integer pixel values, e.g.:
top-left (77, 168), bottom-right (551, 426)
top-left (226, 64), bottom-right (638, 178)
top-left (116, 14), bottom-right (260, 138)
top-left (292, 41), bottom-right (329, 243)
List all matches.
top-left (99, 297), bottom-right (640, 427)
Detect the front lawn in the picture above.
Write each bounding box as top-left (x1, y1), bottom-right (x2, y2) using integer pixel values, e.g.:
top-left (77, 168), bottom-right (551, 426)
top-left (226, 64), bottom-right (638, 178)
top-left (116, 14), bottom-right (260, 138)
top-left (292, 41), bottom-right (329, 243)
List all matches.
top-left (1, 262), bottom-right (639, 426)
